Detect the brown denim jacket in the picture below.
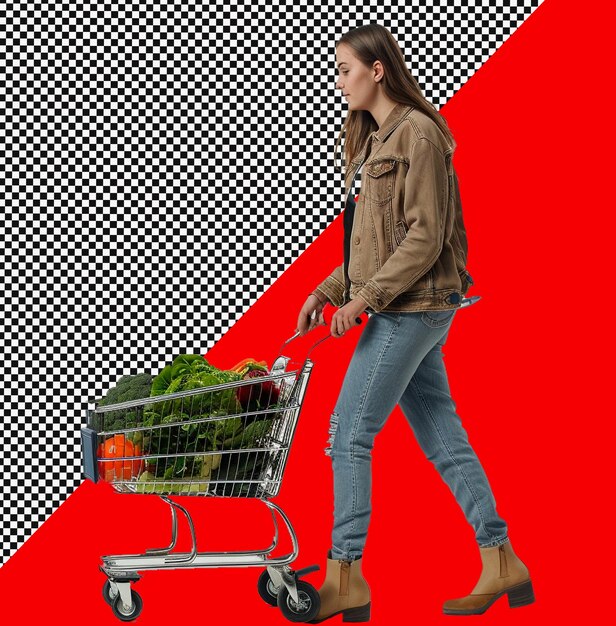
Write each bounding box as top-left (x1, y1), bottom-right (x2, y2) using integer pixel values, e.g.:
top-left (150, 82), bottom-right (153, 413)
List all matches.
top-left (312, 103), bottom-right (474, 313)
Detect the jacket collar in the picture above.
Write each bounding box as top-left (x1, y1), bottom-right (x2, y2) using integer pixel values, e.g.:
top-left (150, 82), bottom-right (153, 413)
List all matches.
top-left (373, 102), bottom-right (415, 143)
top-left (352, 103), bottom-right (415, 165)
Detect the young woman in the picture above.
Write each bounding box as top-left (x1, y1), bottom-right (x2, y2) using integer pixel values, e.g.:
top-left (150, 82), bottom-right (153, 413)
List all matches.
top-left (295, 25), bottom-right (535, 622)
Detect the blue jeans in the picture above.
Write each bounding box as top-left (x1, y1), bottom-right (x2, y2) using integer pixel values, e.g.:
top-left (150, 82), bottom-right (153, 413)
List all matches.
top-left (325, 308), bottom-right (509, 561)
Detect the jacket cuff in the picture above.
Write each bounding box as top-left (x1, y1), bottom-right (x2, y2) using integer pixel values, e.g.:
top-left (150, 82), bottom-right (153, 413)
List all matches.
top-left (356, 280), bottom-right (392, 313)
top-left (312, 277), bottom-right (345, 308)
top-left (310, 290), bottom-right (328, 305)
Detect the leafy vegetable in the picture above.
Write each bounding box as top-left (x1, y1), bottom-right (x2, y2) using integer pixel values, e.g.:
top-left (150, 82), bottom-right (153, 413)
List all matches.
top-left (149, 354), bottom-right (243, 419)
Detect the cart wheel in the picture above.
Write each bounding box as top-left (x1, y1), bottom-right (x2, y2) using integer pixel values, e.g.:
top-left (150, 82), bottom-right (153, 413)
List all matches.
top-left (257, 569), bottom-right (281, 606)
top-left (277, 580), bottom-right (320, 622)
top-left (111, 588), bottom-right (143, 622)
top-left (102, 579), bottom-right (118, 606)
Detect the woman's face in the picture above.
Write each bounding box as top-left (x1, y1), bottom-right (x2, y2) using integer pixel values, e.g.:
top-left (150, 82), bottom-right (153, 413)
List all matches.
top-left (335, 43), bottom-right (380, 111)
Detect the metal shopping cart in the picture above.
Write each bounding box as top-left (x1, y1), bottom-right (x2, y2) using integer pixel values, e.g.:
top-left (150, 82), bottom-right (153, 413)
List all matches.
top-left (80, 319), bottom-right (348, 623)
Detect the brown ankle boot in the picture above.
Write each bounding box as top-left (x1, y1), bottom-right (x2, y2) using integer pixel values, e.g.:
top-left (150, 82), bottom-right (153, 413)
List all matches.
top-left (308, 550), bottom-right (371, 623)
top-left (443, 539), bottom-right (535, 615)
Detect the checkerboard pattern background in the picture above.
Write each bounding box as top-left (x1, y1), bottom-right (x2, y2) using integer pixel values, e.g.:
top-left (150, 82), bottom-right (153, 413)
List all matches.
top-left (1, 1), bottom-right (541, 566)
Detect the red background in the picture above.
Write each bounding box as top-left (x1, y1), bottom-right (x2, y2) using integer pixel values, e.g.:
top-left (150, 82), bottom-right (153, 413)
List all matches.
top-left (2, 0), bottom-right (614, 623)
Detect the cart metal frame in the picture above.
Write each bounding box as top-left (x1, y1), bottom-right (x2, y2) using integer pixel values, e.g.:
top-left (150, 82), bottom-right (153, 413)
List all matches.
top-left (82, 328), bottom-right (332, 621)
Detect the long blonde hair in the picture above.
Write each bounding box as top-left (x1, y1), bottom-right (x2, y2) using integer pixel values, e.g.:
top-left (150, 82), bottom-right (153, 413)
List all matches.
top-left (334, 24), bottom-right (457, 172)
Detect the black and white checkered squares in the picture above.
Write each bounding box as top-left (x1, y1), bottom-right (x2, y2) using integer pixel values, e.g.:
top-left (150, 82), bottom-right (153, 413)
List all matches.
top-left (0, 1), bottom-right (542, 566)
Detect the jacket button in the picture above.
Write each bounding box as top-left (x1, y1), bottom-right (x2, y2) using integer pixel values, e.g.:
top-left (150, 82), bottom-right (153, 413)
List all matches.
top-left (354, 236), bottom-right (360, 245)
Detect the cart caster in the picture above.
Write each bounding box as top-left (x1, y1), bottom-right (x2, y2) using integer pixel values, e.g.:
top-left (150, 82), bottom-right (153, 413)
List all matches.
top-left (258, 569), bottom-right (281, 607)
top-left (102, 579), bottom-right (119, 606)
top-left (111, 588), bottom-right (143, 622)
top-left (277, 580), bottom-right (320, 622)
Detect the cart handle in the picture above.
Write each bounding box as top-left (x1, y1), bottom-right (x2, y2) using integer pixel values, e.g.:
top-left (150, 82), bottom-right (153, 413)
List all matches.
top-left (276, 302), bottom-right (365, 365)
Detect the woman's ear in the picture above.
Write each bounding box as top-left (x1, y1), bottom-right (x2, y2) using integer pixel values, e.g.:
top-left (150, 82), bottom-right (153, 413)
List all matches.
top-left (373, 60), bottom-right (384, 83)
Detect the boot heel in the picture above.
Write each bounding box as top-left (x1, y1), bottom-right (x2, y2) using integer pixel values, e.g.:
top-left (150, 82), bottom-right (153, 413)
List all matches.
top-left (507, 579), bottom-right (535, 608)
top-left (342, 602), bottom-right (371, 622)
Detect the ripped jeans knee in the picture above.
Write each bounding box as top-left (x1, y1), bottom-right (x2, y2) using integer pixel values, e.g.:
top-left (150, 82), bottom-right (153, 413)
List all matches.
top-left (324, 410), bottom-right (340, 457)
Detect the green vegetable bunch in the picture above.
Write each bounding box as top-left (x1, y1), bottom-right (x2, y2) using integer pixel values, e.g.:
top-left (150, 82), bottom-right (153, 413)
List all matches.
top-left (148, 354), bottom-right (244, 418)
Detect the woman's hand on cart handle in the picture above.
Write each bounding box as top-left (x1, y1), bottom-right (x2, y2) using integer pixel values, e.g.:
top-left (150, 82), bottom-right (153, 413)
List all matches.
top-left (328, 296), bottom-right (367, 338)
top-left (296, 294), bottom-right (328, 337)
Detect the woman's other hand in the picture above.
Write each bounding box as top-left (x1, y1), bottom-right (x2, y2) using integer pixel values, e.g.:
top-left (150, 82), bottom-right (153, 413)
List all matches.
top-left (296, 293), bottom-right (327, 336)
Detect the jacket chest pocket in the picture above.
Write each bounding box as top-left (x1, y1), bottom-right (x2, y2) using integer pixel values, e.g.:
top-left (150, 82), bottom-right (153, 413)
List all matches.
top-left (365, 158), bottom-right (398, 204)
